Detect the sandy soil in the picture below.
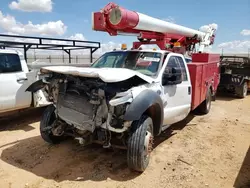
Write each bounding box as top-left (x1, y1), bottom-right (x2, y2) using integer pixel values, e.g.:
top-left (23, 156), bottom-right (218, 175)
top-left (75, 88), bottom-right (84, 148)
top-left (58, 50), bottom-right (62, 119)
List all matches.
top-left (0, 95), bottom-right (249, 188)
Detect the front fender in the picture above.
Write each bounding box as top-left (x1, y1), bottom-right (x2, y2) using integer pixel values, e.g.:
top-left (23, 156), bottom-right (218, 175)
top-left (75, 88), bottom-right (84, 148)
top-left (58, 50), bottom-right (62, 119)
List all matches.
top-left (124, 89), bottom-right (163, 135)
top-left (26, 79), bottom-right (46, 92)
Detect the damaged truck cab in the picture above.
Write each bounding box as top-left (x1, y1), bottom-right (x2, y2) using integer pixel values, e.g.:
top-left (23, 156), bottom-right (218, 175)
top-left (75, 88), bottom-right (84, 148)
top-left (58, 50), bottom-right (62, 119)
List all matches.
top-left (27, 49), bottom-right (217, 172)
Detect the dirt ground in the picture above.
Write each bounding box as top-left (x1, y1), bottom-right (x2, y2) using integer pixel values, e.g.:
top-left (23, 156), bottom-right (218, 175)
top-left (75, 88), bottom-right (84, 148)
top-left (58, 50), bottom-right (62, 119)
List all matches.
top-left (0, 94), bottom-right (249, 188)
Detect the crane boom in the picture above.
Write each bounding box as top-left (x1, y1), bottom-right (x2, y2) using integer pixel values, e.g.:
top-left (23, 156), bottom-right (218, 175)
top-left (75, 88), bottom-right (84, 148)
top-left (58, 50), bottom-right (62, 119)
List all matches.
top-left (131, 12), bottom-right (205, 39)
top-left (92, 2), bottom-right (216, 54)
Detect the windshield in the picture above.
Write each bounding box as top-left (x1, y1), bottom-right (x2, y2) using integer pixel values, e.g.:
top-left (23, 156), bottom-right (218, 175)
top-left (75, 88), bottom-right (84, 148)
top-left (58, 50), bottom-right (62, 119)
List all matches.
top-left (91, 51), bottom-right (162, 76)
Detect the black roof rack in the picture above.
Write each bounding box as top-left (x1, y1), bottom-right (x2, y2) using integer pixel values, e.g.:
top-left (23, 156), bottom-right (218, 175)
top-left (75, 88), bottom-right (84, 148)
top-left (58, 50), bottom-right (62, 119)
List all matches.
top-left (0, 34), bottom-right (101, 63)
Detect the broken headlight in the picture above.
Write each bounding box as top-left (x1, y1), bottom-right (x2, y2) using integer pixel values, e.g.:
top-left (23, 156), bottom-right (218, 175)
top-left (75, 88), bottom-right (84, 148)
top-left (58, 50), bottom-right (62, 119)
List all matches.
top-left (109, 90), bottom-right (133, 106)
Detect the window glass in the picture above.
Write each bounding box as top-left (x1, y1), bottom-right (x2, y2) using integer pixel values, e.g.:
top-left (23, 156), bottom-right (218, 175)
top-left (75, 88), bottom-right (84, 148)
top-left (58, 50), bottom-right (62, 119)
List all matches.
top-left (176, 56), bottom-right (188, 81)
top-left (185, 58), bottom-right (192, 63)
top-left (103, 55), bottom-right (120, 67)
top-left (165, 56), bottom-right (180, 73)
top-left (0, 53), bottom-right (22, 73)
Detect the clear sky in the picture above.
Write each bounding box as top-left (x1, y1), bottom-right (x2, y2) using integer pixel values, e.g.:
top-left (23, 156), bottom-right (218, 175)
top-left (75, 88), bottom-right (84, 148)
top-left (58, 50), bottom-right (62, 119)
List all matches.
top-left (0, 0), bottom-right (249, 53)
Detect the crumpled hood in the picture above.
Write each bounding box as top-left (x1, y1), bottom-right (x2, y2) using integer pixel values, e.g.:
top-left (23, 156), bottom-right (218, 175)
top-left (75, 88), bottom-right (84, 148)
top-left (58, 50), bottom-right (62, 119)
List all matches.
top-left (41, 66), bottom-right (154, 83)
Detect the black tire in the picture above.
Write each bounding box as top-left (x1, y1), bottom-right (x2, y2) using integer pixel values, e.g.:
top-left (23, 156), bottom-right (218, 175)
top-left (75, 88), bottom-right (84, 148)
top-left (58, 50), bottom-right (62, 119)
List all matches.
top-left (40, 105), bottom-right (64, 144)
top-left (236, 81), bottom-right (248, 98)
top-left (127, 115), bottom-right (154, 172)
top-left (198, 88), bottom-right (212, 114)
top-left (212, 91), bottom-right (216, 101)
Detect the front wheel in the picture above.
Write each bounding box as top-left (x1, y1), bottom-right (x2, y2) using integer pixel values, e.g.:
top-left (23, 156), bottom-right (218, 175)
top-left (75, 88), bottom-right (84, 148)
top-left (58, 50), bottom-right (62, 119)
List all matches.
top-left (127, 115), bottom-right (154, 172)
top-left (40, 105), bottom-right (65, 144)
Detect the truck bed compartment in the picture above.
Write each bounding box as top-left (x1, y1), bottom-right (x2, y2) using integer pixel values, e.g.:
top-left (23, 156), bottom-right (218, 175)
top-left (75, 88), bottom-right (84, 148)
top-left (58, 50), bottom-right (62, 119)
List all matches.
top-left (187, 53), bottom-right (220, 110)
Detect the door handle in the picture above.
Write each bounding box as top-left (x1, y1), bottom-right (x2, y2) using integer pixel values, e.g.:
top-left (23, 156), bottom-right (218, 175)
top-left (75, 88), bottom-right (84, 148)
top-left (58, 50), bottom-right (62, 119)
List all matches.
top-left (17, 78), bottom-right (28, 82)
top-left (188, 86), bottom-right (191, 95)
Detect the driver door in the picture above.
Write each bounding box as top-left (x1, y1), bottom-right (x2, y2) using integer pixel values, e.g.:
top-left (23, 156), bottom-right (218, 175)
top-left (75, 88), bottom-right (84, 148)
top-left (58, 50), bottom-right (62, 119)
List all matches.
top-left (0, 53), bottom-right (32, 113)
top-left (161, 55), bottom-right (191, 125)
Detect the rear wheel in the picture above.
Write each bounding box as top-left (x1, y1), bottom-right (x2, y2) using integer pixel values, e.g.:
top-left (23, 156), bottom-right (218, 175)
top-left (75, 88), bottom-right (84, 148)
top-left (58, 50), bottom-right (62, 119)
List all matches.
top-left (236, 81), bottom-right (248, 98)
top-left (198, 88), bottom-right (212, 114)
top-left (40, 105), bottom-right (65, 144)
top-left (127, 115), bottom-right (154, 172)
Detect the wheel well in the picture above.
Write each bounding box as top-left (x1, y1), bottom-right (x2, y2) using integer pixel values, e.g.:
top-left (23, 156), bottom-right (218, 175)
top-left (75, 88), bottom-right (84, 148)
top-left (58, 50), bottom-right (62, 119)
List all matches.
top-left (31, 93), bottom-right (35, 107)
top-left (246, 80), bottom-right (250, 90)
top-left (244, 79), bottom-right (249, 84)
top-left (240, 79), bottom-right (249, 87)
top-left (144, 103), bottom-right (162, 136)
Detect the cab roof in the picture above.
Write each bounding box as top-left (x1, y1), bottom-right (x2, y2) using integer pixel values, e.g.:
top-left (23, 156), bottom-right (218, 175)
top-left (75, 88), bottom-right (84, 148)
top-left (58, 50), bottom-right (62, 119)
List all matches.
top-left (0, 49), bottom-right (22, 55)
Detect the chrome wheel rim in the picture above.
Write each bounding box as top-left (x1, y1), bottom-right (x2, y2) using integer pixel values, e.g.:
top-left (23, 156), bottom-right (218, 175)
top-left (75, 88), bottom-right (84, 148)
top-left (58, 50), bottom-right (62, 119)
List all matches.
top-left (144, 130), bottom-right (153, 160)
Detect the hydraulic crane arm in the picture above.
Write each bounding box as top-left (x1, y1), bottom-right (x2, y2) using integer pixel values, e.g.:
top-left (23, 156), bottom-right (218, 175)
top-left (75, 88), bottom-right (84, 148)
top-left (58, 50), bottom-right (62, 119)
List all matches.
top-left (92, 2), bottom-right (216, 54)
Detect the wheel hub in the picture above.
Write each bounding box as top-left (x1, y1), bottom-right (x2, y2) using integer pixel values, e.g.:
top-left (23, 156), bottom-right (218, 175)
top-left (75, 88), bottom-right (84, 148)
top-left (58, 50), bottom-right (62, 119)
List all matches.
top-left (51, 121), bottom-right (65, 136)
top-left (144, 131), bottom-right (153, 156)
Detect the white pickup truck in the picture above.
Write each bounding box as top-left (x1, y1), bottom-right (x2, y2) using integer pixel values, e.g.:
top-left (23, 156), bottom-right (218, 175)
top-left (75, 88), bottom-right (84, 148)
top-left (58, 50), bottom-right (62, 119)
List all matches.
top-left (27, 49), bottom-right (219, 172)
top-left (0, 49), bottom-right (49, 116)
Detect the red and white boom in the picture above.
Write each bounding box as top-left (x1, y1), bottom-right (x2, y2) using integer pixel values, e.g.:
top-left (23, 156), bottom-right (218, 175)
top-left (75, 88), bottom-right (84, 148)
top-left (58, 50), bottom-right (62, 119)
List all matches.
top-left (92, 2), bottom-right (216, 54)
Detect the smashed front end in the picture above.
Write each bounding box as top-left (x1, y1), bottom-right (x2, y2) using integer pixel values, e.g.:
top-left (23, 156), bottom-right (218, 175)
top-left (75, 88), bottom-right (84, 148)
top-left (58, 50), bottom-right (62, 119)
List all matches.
top-left (28, 69), bottom-right (149, 148)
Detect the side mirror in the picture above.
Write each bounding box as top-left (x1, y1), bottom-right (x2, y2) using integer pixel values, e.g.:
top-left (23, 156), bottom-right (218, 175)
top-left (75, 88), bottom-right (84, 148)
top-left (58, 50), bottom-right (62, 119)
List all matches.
top-left (162, 67), bottom-right (182, 85)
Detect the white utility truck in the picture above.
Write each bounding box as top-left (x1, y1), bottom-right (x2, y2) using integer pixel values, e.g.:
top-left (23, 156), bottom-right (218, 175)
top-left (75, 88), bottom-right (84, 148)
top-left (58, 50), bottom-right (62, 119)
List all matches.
top-left (26, 2), bottom-right (220, 172)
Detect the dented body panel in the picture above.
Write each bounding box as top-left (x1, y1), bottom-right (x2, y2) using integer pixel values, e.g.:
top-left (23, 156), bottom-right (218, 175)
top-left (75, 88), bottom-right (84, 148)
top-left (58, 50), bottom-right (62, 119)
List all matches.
top-left (40, 66), bottom-right (155, 83)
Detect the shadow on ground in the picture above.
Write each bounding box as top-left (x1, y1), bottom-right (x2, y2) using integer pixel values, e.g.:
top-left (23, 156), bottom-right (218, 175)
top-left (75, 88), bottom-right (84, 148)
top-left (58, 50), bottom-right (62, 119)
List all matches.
top-left (234, 147), bottom-right (250, 188)
top-left (0, 114), bottom-right (195, 182)
top-left (215, 91), bottom-right (249, 101)
top-left (1, 136), bottom-right (139, 182)
top-left (154, 114), bottom-right (195, 148)
top-left (0, 107), bottom-right (45, 132)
